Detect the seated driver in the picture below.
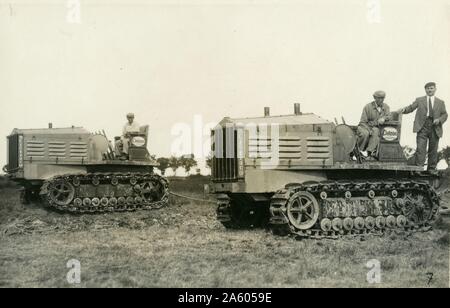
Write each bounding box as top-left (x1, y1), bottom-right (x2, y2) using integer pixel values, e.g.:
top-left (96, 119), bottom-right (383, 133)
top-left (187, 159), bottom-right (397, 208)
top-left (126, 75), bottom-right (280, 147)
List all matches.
top-left (116, 113), bottom-right (140, 159)
top-left (357, 91), bottom-right (391, 160)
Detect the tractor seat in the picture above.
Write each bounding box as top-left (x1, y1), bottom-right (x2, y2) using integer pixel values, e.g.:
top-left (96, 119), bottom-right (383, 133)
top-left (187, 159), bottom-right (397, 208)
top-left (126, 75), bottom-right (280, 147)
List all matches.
top-left (139, 125), bottom-right (149, 144)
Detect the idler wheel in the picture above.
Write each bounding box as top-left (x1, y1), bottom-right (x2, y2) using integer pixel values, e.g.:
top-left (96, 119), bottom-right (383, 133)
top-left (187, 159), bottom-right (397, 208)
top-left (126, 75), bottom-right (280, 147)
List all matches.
top-left (286, 191), bottom-right (320, 230)
top-left (400, 192), bottom-right (435, 225)
top-left (141, 181), bottom-right (156, 201)
top-left (49, 180), bottom-right (75, 206)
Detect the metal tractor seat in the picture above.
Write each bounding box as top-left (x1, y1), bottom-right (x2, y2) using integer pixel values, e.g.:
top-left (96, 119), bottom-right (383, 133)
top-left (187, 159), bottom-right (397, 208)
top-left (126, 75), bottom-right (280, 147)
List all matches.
top-left (128, 125), bottom-right (150, 161)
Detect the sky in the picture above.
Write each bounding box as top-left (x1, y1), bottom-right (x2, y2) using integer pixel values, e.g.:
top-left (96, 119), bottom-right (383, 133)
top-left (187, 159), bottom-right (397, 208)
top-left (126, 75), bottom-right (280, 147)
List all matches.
top-left (1, 0), bottom-right (449, 173)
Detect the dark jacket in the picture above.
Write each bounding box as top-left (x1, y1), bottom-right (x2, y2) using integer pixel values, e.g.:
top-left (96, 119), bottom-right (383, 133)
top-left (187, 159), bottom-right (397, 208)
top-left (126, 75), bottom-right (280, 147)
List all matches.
top-left (403, 96), bottom-right (448, 138)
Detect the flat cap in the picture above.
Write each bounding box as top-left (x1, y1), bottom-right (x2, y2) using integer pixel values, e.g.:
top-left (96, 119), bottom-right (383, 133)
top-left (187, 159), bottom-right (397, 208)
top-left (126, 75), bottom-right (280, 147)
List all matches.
top-left (126, 113), bottom-right (135, 118)
top-left (425, 82), bottom-right (436, 88)
top-left (373, 90), bottom-right (386, 98)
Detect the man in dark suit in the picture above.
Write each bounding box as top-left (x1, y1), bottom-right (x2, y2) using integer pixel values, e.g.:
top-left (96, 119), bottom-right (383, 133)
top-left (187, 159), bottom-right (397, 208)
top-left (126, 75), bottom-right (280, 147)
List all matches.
top-left (400, 82), bottom-right (448, 171)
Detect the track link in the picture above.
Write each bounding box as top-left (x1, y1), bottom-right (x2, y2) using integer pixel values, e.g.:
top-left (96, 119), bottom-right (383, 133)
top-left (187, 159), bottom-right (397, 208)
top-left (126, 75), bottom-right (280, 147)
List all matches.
top-left (268, 179), bottom-right (440, 239)
top-left (40, 172), bottom-right (169, 213)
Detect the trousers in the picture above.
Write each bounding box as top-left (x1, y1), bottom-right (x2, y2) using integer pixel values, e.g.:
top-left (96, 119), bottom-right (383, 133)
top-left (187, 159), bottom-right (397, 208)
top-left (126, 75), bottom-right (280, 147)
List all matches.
top-left (357, 126), bottom-right (380, 154)
top-left (415, 118), bottom-right (440, 170)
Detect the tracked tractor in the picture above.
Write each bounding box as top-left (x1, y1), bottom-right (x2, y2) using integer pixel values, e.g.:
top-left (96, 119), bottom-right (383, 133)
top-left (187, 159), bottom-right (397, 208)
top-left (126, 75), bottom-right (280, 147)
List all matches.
top-left (210, 104), bottom-right (442, 238)
top-left (3, 124), bottom-right (168, 213)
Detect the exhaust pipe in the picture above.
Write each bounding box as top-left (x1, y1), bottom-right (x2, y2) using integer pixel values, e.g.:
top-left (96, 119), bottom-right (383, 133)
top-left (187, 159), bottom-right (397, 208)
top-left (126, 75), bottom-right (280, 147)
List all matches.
top-left (48, 123), bottom-right (53, 129)
top-left (264, 107), bottom-right (270, 117)
top-left (294, 103), bottom-right (301, 115)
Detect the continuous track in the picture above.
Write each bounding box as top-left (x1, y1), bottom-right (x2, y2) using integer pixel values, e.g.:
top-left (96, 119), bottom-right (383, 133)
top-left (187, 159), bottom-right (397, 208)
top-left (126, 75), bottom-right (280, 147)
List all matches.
top-left (40, 172), bottom-right (169, 213)
top-left (217, 179), bottom-right (440, 239)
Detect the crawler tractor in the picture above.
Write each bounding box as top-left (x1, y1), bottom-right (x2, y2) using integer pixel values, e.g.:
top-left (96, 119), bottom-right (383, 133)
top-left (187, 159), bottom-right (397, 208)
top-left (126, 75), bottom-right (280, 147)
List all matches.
top-left (210, 104), bottom-right (442, 238)
top-left (3, 124), bottom-right (168, 213)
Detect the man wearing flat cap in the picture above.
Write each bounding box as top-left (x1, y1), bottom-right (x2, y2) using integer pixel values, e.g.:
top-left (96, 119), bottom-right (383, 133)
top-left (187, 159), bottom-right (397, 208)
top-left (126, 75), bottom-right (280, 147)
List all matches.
top-left (357, 91), bottom-right (391, 160)
top-left (399, 82), bottom-right (448, 171)
top-left (117, 113), bottom-right (140, 158)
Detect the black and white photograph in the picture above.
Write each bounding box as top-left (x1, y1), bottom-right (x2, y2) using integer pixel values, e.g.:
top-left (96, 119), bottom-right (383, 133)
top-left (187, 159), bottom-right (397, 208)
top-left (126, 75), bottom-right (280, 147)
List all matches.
top-left (0, 0), bottom-right (449, 292)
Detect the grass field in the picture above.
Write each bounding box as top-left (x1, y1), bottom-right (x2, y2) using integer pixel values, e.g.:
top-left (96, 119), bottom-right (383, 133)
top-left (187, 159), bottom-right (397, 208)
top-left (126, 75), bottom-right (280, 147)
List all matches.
top-left (0, 175), bottom-right (448, 288)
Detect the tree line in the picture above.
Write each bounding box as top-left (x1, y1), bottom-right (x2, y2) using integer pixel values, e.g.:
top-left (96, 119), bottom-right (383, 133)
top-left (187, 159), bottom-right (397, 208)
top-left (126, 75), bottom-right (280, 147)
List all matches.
top-left (151, 154), bottom-right (205, 176)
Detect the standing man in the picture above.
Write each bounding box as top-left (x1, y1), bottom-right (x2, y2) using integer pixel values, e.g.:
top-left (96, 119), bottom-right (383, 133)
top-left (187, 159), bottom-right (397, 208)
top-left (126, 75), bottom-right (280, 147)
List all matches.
top-left (357, 91), bottom-right (391, 160)
top-left (399, 82), bottom-right (447, 171)
top-left (118, 113), bottom-right (140, 159)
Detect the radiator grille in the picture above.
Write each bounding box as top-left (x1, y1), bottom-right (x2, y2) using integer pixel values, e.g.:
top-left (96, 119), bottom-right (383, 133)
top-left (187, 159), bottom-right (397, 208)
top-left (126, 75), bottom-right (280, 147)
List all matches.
top-left (211, 127), bottom-right (239, 182)
top-left (7, 134), bottom-right (20, 171)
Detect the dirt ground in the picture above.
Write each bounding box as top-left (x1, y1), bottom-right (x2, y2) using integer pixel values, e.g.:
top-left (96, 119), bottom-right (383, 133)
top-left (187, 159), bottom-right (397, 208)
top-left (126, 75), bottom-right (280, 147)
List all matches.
top-left (0, 175), bottom-right (448, 288)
